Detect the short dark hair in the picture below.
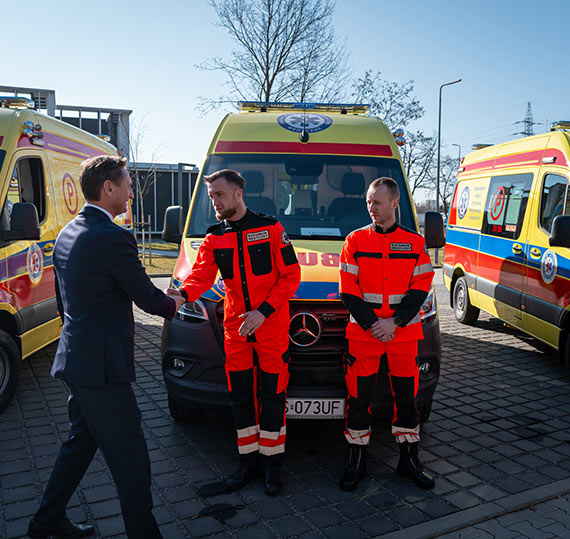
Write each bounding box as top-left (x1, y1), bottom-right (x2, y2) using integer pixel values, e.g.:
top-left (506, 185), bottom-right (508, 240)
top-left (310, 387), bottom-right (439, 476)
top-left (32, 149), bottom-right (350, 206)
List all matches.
top-left (369, 177), bottom-right (400, 200)
top-left (203, 169), bottom-right (245, 190)
top-left (80, 155), bottom-right (127, 201)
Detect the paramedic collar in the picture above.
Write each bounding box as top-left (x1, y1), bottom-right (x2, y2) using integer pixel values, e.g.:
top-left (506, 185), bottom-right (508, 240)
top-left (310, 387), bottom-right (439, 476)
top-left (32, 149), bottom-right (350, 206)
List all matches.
top-left (372, 222), bottom-right (398, 234)
top-left (84, 203), bottom-right (114, 222)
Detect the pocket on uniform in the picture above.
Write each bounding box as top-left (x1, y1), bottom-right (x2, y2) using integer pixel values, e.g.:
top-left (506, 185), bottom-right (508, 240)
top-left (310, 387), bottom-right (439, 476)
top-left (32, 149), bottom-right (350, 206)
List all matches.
top-left (213, 248), bottom-right (234, 279)
top-left (248, 241), bottom-right (272, 276)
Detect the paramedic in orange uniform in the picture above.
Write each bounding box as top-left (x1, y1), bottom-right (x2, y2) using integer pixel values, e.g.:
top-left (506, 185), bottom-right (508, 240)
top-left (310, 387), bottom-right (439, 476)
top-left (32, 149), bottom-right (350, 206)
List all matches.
top-left (338, 177), bottom-right (435, 491)
top-left (168, 169), bottom-right (300, 496)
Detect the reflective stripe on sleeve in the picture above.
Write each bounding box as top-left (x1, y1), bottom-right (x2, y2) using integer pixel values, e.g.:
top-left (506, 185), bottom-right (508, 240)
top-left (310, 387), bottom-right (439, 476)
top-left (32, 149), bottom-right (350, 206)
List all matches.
top-left (362, 292), bottom-right (383, 303)
top-left (413, 263), bottom-right (434, 276)
top-left (389, 294), bottom-right (405, 304)
top-left (340, 262), bottom-right (359, 275)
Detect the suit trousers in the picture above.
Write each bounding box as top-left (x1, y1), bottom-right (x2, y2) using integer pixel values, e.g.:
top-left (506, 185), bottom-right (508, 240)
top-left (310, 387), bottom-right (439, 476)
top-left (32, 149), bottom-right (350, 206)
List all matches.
top-left (34, 382), bottom-right (161, 539)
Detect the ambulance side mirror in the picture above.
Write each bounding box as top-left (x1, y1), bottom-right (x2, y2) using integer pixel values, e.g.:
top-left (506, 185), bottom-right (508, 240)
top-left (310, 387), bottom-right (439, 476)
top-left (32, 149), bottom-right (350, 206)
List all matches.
top-left (424, 211), bottom-right (445, 248)
top-left (4, 202), bottom-right (40, 241)
top-left (549, 215), bottom-right (570, 248)
top-left (162, 205), bottom-right (183, 244)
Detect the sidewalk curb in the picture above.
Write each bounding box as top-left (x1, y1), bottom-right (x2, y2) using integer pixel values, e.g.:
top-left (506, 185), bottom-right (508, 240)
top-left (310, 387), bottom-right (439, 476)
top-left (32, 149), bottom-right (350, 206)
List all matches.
top-left (377, 479), bottom-right (570, 539)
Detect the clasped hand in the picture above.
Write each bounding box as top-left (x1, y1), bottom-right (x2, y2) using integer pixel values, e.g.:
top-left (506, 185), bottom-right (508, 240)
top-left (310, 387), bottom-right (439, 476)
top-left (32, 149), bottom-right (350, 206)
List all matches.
top-left (238, 310), bottom-right (265, 337)
top-left (164, 288), bottom-right (185, 311)
top-left (370, 318), bottom-right (397, 342)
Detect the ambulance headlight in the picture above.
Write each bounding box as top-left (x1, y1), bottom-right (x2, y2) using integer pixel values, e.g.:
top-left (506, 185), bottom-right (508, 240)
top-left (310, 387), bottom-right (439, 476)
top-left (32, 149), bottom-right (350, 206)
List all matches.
top-left (420, 289), bottom-right (437, 322)
top-left (176, 298), bottom-right (209, 321)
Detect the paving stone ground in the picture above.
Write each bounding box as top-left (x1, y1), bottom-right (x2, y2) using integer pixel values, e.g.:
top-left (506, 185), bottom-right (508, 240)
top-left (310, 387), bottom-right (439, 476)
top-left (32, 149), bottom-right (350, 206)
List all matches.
top-left (1, 271), bottom-right (570, 538)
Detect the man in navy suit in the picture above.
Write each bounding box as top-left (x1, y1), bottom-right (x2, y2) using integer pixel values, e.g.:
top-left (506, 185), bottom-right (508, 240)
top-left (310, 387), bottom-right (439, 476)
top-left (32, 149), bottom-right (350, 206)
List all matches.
top-left (27, 156), bottom-right (184, 539)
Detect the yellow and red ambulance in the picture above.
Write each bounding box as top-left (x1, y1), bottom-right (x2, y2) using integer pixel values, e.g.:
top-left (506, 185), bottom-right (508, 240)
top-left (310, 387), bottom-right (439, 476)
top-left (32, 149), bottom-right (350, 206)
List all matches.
top-left (0, 96), bottom-right (131, 411)
top-left (444, 124), bottom-right (570, 371)
top-left (162, 101), bottom-right (445, 422)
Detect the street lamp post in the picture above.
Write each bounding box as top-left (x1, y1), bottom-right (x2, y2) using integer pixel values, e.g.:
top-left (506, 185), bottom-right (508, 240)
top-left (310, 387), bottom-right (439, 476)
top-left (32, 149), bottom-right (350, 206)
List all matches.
top-left (436, 79), bottom-right (461, 264)
top-left (451, 143), bottom-right (461, 163)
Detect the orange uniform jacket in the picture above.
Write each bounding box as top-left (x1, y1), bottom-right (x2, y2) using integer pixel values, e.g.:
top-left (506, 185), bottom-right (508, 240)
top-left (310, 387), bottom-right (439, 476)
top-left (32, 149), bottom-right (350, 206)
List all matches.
top-left (339, 222), bottom-right (434, 343)
top-left (180, 210), bottom-right (301, 342)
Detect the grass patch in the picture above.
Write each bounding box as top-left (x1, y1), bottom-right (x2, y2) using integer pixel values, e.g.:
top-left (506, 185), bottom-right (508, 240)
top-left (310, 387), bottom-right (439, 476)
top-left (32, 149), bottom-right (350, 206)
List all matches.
top-left (139, 255), bottom-right (177, 275)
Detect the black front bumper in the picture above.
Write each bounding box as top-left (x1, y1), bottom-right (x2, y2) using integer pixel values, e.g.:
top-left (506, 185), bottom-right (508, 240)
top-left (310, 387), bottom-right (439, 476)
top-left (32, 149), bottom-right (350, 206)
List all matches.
top-left (162, 304), bottom-right (441, 414)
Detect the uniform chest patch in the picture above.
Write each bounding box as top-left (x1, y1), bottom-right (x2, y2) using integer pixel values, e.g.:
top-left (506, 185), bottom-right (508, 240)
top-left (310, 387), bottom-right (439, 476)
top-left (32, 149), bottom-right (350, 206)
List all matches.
top-left (246, 230), bottom-right (270, 242)
top-left (390, 243), bottom-right (412, 251)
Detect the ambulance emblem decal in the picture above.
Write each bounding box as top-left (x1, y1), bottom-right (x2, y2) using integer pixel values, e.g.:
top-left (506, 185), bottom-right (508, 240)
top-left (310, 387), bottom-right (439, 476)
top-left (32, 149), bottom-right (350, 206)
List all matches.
top-left (458, 186), bottom-right (470, 219)
top-left (277, 113), bottom-right (332, 133)
top-left (27, 243), bottom-right (43, 284)
top-left (540, 249), bottom-right (557, 284)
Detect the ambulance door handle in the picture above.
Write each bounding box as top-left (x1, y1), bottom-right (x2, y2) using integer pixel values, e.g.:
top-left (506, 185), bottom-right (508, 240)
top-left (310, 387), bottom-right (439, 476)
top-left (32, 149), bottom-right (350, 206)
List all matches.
top-left (512, 243), bottom-right (522, 255)
top-left (43, 243), bottom-right (54, 255)
top-left (529, 247), bottom-right (542, 259)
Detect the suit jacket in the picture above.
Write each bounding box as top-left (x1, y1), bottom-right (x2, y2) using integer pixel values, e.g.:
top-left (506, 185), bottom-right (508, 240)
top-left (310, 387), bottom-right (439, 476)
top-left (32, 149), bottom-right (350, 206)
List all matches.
top-left (51, 206), bottom-right (176, 386)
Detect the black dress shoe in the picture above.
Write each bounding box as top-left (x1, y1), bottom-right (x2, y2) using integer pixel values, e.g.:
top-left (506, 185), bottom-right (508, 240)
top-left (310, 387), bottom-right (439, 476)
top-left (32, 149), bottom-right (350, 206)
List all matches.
top-left (27, 517), bottom-right (95, 538)
top-left (396, 441), bottom-right (435, 489)
top-left (263, 467), bottom-right (282, 496)
top-left (225, 463), bottom-right (262, 491)
top-left (339, 445), bottom-right (367, 492)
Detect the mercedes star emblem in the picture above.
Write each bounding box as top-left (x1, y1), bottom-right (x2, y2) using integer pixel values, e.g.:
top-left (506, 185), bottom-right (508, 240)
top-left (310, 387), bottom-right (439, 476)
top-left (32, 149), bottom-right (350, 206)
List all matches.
top-left (289, 312), bottom-right (322, 347)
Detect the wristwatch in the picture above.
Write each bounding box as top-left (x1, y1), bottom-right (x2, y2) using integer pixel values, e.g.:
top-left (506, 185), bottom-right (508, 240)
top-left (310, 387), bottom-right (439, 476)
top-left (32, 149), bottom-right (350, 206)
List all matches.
top-left (393, 315), bottom-right (403, 327)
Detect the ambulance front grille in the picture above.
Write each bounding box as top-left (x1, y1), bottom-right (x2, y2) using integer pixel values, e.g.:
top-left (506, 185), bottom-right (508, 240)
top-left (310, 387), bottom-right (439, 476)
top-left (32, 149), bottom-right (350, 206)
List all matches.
top-left (288, 303), bottom-right (348, 387)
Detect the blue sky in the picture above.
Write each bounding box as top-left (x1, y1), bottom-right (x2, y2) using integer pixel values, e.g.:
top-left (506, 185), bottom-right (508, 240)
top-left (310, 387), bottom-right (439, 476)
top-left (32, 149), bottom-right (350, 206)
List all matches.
top-left (3, 0), bottom-right (570, 179)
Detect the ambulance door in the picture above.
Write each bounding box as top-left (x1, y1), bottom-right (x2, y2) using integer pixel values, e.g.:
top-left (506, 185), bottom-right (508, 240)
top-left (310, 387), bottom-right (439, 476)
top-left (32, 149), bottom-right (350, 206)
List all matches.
top-left (478, 173), bottom-right (533, 328)
top-left (522, 171), bottom-right (569, 348)
top-left (2, 150), bottom-right (59, 355)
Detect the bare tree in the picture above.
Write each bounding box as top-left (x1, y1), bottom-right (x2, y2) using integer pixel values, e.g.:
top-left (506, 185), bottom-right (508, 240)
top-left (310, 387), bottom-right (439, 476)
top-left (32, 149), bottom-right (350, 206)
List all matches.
top-left (399, 130), bottom-right (437, 196)
top-left (128, 116), bottom-right (163, 265)
top-left (430, 155), bottom-right (459, 215)
top-left (352, 70), bottom-right (424, 129)
top-left (198, 0), bottom-right (350, 112)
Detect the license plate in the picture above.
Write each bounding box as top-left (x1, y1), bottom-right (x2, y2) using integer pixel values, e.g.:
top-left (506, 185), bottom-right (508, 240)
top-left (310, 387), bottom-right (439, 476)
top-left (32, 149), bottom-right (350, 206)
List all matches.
top-left (286, 398), bottom-right (345, 419)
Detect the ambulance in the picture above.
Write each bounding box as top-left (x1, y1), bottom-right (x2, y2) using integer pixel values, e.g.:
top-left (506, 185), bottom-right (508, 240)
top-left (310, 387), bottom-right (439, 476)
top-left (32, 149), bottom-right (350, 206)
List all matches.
top-left (444, 124), bottom-right (570, 371)
top-left (162, 101), bottom-right (445, 422)
top-left (0, 96), bottom-right (131, 411)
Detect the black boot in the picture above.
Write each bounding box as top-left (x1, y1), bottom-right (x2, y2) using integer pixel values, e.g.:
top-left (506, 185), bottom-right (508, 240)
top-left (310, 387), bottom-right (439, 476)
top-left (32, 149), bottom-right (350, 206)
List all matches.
top-left (396, 441), bottom-right (435, 489)
top-left (340, 445), bottom-right (367, 491)
top-left (225, 457), bottom-right (262, 491)
top-left (263, 466), bottom-right (282, 496)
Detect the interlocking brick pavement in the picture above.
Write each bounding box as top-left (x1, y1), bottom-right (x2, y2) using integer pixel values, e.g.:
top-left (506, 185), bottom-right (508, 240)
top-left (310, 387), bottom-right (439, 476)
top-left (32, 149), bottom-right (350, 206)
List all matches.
top-left (1, 271), bottom-right (570, 538)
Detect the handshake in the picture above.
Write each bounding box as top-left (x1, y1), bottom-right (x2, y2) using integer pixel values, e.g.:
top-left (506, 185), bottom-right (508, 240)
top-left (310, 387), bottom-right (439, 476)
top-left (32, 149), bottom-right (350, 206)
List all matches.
top-left (165, 288), bottom-right (186, 311)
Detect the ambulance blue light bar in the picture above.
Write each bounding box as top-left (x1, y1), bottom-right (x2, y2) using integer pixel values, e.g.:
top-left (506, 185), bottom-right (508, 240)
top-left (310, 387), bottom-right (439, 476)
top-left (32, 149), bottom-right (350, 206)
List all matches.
top-left (551, 121), bottom-right (570, 131)
top-left (237, 101), bottom-right (370, 114)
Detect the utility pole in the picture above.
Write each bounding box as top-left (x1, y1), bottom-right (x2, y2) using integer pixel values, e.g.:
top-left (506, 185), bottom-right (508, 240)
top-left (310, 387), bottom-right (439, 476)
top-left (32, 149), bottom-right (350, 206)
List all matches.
top-left (514, 102), bottom-right (541, 137)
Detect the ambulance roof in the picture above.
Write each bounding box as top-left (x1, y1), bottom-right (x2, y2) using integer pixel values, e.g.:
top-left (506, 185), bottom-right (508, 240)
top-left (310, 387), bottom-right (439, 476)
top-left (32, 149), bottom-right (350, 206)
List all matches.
top-left (208, 109), bottom-right (399, 157)
top-left (459, 130), bottom-right (570, 176)
top-left (0, 107), bottom-right (118, 157)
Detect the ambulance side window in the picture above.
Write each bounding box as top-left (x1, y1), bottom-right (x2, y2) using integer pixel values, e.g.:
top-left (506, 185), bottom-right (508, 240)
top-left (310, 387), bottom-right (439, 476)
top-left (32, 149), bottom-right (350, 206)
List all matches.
top-left (482, 173), bottom-right (533, 240)
top-left (539, 174), bottom-right (569, 234)
top-left (2, 157), bottom-right (47, 227)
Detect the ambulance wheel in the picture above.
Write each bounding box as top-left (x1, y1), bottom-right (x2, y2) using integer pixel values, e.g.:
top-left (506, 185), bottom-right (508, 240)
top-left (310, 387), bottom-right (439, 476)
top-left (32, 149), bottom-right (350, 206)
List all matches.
top-left (453, 277), bottom-right (479, 325)
top-left (0, 330), bottom-right (21, 413)
top-left (168, 395), bottom-right (199, 422)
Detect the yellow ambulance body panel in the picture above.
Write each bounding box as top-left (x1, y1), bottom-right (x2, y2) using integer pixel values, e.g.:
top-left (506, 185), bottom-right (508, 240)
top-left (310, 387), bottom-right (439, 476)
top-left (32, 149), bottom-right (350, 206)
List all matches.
top-left (444, 128), bottom-right (570, 365)
top-left (0, 98), bottom-right (131, 410)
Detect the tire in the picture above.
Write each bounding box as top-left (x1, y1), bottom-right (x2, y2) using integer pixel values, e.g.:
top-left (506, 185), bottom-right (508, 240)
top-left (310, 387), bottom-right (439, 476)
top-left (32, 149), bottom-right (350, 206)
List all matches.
top-left (168, 395), bottom-right (199, 422)
top-left (419, 402), bottom-right (432, 424)
top-left (453, 276), bottom-right (480, 325)
top-left (0, 330), bottom-right (21, 413)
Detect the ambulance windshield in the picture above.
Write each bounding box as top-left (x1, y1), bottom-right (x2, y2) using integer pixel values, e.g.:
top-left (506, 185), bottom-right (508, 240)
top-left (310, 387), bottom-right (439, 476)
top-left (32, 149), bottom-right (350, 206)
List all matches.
top-left (188, 154), bottom-right (414, 238)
